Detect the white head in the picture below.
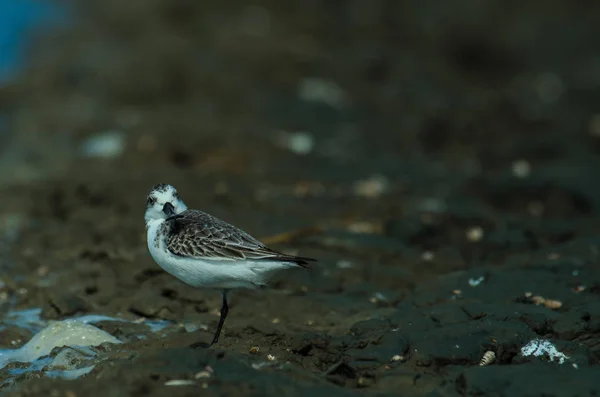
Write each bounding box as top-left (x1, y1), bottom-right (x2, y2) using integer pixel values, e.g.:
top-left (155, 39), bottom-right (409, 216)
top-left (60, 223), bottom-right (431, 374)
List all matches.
top-left (144, 183), bottom-right (188, 225)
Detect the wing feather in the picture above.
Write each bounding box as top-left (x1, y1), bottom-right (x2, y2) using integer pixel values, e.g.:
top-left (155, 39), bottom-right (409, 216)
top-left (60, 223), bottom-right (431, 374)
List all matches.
top-left (165, 210), bottom-right (316, 267)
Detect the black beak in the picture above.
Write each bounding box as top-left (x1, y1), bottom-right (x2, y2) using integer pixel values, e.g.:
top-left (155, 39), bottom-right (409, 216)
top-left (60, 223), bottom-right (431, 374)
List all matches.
top-left (162, 202), bottom-right (175, 217)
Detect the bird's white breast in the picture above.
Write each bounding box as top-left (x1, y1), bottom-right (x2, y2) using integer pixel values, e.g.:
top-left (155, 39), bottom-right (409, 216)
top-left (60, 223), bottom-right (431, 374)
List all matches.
top-left (145, 220), bottom-right (288, 289)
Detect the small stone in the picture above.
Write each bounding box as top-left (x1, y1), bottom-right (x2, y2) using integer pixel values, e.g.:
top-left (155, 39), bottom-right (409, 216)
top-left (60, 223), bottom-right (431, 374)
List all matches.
top-left (273, 130), bottom-right (315, 155)
top-left (466, 226), bottom-right (484, 242)
top-left (298, 78), bottom-right (346, 108)
top-left (164, 380), bottom-right (196, 386)
top-left (354, 175), bottom-right (389, 198)
top-left (336, 260), bottom-right (354, 269)
top-left (357, 376), bottom-right (374, 388)
top-left (512, 160), bottom-right (531, 178)
top-left (543, 299), bottom-right (563, 310)
top-left (36, 266), bottom-right (50, 277)
top-left (421, 251), bottom-right (435, 261)
top-left (531, 295), bottom-right (546, 305)
top-left (194, 371), bottom-right (212, 379)
top-left (249, 346), bottom-right (260, 354)
top-left (81, 131), bottom-right (125, 159)
top-left (572, 285), bottom-right (585, 293)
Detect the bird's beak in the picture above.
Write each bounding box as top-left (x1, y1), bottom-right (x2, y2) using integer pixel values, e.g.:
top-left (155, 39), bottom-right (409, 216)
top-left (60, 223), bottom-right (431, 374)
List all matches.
top-left (162, 202), bottom-right (175, 217)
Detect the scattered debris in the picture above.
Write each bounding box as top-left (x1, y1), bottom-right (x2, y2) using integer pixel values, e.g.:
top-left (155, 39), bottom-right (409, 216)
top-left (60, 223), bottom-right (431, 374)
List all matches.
top-left (512, 159), bottom-right (531, 178)
top-left (164, 380), bottom-right (196, 386)
top-left (194, 365), bottom-right (214, 379)
top-left (80, 131), bottom-right (125, 159)
top-left (520, 339), bottom-right (569, 364)
top-left (0, 320), bottom-right (122, 369)
top-left (336, 260), bottom-right (354, 269)
top-left (249, 346), bottom-right (260, 354)
top-left (543, 299), bottom-right (563, 309)
top-left (36, 265), bottom-right (50, 277)
top-left (421, 251), bottom-right (435, 261)
top-left (531, 295), bottom-right (546, 305)
top-left (525, 293), bottom-right (563, 310)
top-left (194, 371), bottom-right (211, 379)
top-left (298, 78), bottom-right (347, 108)
top-left (273, 130), bottom-right (315, 155)
top-left (466, 226), bottom-right (484, 242)
top-left (468, 276), bottom-right (485, 287)
top-left (251, 361), bottom-right (274, 370)
top-left (479, 350), bottom-right (496, 366)
top-left (267, 354), bottom-right (276, 361)
top-left (184, 322), bottom-right (209, 333)
top-left (353, 175), bottom-right (389, 198)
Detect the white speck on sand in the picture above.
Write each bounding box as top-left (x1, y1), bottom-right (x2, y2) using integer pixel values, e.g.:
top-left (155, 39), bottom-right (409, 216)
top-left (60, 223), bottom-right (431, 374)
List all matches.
top-left (520, 339), bottom-right (569, 364)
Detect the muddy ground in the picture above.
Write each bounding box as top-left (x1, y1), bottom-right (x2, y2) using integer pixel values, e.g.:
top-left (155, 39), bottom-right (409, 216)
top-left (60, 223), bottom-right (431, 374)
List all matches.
top-left (0, 0), bottom-right (600, 396)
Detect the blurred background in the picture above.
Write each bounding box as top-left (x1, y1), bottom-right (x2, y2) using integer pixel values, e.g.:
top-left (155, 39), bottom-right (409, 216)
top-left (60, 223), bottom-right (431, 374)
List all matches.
top-left (0, 0), bottom-right (600, 395)
top-left (2, 0), bottom-right (600, 191)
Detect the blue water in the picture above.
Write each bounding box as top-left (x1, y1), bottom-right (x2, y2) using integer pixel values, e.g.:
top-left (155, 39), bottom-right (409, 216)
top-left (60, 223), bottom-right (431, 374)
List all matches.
top-left (0, 0), bottom-right (66, 81)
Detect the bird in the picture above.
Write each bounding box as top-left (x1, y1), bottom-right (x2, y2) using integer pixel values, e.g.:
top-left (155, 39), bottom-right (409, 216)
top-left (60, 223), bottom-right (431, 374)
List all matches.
top-left (144, 183), bottom-right (316, 347)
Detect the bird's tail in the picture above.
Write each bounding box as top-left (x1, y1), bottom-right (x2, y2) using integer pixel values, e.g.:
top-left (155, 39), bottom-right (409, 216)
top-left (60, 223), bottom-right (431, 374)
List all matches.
top-left (273, 255), bottom-right (317, 269)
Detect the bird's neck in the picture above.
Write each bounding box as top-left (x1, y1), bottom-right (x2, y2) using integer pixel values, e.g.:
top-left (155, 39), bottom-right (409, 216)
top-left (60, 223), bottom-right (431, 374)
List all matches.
top-left (145, 218), bottom-right (165, 230)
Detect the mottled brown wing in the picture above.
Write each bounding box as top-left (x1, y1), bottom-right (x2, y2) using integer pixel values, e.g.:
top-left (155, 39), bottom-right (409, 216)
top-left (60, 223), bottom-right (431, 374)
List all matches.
top-left (165, 210), bottom-right (315, 267)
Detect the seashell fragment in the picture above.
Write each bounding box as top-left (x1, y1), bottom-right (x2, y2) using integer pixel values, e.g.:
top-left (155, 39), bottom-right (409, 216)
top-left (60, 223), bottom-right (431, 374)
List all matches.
top-left (479, 350), bottom-right (496, 366)
top-left (543, 299), bottom-right (563, 309)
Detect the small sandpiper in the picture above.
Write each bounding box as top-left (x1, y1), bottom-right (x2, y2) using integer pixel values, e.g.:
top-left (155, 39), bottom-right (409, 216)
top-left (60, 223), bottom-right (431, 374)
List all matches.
top-left (144, 183), bottom-right (316, 347)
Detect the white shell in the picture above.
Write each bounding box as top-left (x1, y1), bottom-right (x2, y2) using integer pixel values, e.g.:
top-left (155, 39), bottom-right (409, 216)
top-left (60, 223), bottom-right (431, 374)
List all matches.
top-left (479, 350), bottom-right (496, 366)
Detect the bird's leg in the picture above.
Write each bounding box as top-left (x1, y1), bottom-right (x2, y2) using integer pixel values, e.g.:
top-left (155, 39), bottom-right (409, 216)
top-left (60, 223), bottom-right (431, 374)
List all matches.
top-left (210, 290), bottom-right (229, 346)
top-left (190, 290), bottom-right (229, 349)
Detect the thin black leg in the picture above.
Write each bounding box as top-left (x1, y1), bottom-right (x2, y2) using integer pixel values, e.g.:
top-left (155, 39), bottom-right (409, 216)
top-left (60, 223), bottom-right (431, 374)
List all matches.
top-left (210, 290), bottom-right (229, 346)
top-left (190, 290), bottom-right (229, 349)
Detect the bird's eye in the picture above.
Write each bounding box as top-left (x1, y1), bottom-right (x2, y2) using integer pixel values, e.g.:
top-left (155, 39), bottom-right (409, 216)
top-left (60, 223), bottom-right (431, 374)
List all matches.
top-left (147, 196), bottom-right (156, 206)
